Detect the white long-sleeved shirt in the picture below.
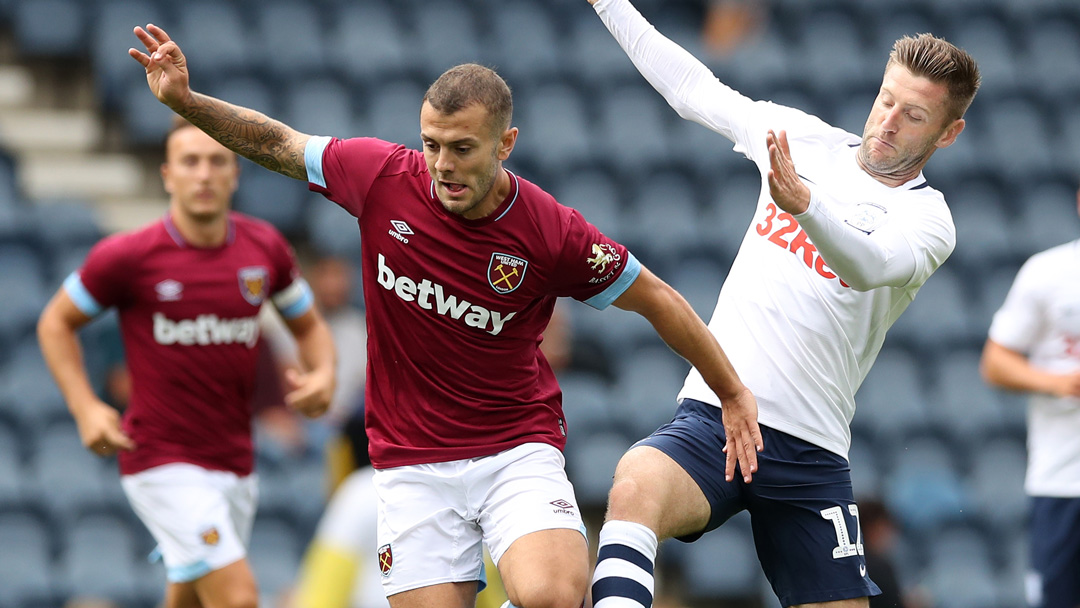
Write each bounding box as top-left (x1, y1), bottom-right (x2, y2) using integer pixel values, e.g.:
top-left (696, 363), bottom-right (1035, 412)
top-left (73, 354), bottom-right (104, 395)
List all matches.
top-left (594, 0), bottom-right (956, 456)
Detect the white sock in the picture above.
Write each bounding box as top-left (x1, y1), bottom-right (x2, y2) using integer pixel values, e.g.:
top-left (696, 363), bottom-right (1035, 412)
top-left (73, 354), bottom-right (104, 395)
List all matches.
top-left (590, 520), bottom-right (658, 608)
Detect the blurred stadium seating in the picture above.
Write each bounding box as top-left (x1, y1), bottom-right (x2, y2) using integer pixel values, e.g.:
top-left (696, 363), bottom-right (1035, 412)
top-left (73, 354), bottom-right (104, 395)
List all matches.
top-left (0, 0), bottom-right (1076, 605)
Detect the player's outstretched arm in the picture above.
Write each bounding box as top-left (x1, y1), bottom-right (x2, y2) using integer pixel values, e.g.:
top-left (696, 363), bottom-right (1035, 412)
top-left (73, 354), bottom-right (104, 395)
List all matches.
top-left (129, 24), bottom-right (310, 181)
top-left (37, 290), bottom-right (135, 456)
top-left (613, 267), bottom-right (762, 482)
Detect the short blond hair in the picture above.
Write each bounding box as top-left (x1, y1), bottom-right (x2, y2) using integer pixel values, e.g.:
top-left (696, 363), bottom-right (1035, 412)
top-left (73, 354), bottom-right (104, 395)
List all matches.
top-left (888, 33), bottom-right (981, 121)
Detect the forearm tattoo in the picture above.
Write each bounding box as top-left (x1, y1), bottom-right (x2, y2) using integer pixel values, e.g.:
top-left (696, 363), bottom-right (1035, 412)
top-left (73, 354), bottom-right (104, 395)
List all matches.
top-left (179, 92), bottom-right (308, 180)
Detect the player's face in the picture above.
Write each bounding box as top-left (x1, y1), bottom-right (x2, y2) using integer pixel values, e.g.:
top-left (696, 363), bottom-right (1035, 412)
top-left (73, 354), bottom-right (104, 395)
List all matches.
top-left (420, 101), bottom-right (517, 220)
top-left (162, 126), bottom-right (239, 221)
top-left (857, 65), bottom-right (965, 185)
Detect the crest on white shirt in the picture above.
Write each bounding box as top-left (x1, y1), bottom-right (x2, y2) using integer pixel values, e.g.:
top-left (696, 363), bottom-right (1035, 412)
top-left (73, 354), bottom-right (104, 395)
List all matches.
top-left (844, 202), bottom-right (888, 234)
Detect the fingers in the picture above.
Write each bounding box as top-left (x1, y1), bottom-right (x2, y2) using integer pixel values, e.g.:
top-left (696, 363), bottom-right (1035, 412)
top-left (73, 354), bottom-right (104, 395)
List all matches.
top-left (133, 26), bottom-right (158, 53)
top-left (128, 48), bottom-right (151, 68)
top-left (284, 368), bottom-right (302, 390)
top-left (724, 437), bottom-right (738, 482)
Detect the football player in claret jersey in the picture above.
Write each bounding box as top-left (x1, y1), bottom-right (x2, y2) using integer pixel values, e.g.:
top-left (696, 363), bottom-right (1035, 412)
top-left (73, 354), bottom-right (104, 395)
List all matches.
top-left (129, 23), bottom-right (760, 608)
top-left (37, 118), bottom-right (337, 608)
top-left (584, 1), bottom-right (980, 607)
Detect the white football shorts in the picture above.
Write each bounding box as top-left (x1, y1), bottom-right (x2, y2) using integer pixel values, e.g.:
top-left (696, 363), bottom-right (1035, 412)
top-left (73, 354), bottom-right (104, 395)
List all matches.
top-left (120, 462), bottom-right (258, 582)
top-left (373, 442), bottom-right (586, 596)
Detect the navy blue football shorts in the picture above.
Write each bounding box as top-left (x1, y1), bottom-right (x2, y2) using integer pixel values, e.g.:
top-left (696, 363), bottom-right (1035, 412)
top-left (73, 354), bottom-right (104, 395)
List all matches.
top-left (634, 398), bottom-right (881, 606)
top-left (1029, 496), bottom-right (1080, 608)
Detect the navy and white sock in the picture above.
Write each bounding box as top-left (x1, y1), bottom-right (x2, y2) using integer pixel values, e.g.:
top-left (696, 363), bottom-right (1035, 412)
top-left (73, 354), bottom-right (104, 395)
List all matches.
top-left (590, 520), bottom-right (658, 608)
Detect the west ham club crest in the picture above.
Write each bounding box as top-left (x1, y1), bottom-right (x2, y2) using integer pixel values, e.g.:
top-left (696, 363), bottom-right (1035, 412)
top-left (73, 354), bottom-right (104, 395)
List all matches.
top-left (378, 543), bottom-right (393, 576)
top-left (488, 253), bottom-right (528, 294)
top-left (237, 266), bottom-right (269, 305)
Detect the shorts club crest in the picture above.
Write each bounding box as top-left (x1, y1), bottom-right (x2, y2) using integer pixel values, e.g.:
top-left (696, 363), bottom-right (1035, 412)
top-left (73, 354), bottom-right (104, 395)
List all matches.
top-left (200, 526), bottom-right (220, 546)
top-left (378, 543), bottom-right (393, 576)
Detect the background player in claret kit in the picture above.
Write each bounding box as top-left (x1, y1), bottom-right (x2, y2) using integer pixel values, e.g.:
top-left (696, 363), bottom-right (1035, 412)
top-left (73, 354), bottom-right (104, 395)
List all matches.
top-left (582, 1), bottom-right (980, 607)
top-left (128, 21), bottom-right (760, 608)
top-left (37, 117), bottom-right (337, 608)
top-left (981, 187), bottom-right (1080, 608)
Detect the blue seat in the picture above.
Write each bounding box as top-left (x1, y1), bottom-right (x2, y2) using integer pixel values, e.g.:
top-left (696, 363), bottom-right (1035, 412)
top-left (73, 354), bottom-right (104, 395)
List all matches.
top-left (410, 1), bottom-right (483, 82)
top-left (1021, 19), bottom-right (1080, 101)
top-left (512, 84), bottom-right (593, 172)
top-left (946, 179), bottom-right (1019, 271)
top-left (792, 10), bottom-right (873, 98)
top-left (306, 200), bottom-right (362, 259)
top-left (671, 514), bottom-right (762, 601)
top-left (13, 0), bottom-right (84, 57)
top-left (565, 431), bottom-right (631, 509)
top-left (232, 167), bottom-right (309, 237)
top-left (28, 420), bottom-right (112, 519)
top-left (282, 77), bottom-right (359, 139)
top-left (699, 168), bottom-right (762, 249)
top-left (1014, 180), bottom-right (1080, 258)
top-left (920, 524), bottom-right (1001, 608)
top-left (559, 17), bottom-right (641, 86)
top-left (980, 97), bottom-right (1058, 182)
top-left (722, 28), bottom-right (794, 96)
top-left (597, 86), bottom-right (671, 175)
top-left (967, 436), bottom-right (1027, 530)
top-left (0, 337), bottom-right (69, 433)
top-left (948, 15), bottom-right (1020, 97)
top-left (624, 171), bottom-right (703, 257)
top-left (666, 257), bottom-right (725, 322)
top-left (248, 515), bottom-right (302, 601)
top-left (0, 421), bottom-right (24, 505)
top-left (888, 265), bottom-right (978, 353)
top-left (171, 2), bottom-right (249, 79)
top-left (884, 434), bottom-right (968, 532)
top-left (926, 348), bottom-right (1009, 441)
top-left (368, 79), bottom-right (426, 150)
top-left (61, 512), bottom-right (140, 602)
top-left (0, 509), bottom-right (57, 606)
top-left (31, 199), bottom-right (104, 258)
top-left (614, 347), bottom-right (687, 439)
top-left (487, 3), bottom-right (562, 85)
top-left (559, 371), bottom-right (615, 445)
top-left (328, 2), bottom-right (419, 85)
top-left (90, 0), bottom-right (168, 110)
top-left (853, 348), bottom-right (930, 440)
top-left (204, 75), bottom-right (279, 119)
top-left (551, 169), bottom-right (625, 242)
top-left (253, 2), bottom-right (326, 79)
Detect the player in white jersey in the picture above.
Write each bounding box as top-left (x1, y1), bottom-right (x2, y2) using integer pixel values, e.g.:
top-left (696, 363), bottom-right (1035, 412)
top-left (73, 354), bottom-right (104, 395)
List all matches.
top-left (582, 1), bottom-right (980, 607)
top-left (981, 189), bottom-right (1080, 608)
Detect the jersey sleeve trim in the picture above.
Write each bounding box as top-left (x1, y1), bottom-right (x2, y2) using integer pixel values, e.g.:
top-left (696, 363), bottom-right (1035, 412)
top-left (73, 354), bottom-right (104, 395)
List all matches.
top-left (305, 136), bottom-right (333, 189)
top-left (584, 252), bottom-right (642, 310)
top-left (63, 272), bottom-right (104, 317)
top-left (272, 277), bottom-right (315, 319)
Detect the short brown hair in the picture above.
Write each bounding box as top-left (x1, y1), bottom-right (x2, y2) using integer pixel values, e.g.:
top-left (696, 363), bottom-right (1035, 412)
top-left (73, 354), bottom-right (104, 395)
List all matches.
top-left (887, 33), bottom-right (981, 121)
top-left (423, 64), bottom-right (513, 136)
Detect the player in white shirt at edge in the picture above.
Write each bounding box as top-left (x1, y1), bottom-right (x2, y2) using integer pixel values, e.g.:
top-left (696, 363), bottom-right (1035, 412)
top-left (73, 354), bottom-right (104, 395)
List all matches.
top-left (981, 189), bottom-right (1080, 608)
top-left (581, 1), bottom-right (980, 607)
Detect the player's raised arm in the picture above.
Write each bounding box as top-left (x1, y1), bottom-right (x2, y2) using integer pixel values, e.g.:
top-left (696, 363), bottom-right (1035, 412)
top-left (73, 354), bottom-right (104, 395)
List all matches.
top-left (129, 24), bottom-right (310, 181)
top-left (612, 267), bottom-right (762, 483)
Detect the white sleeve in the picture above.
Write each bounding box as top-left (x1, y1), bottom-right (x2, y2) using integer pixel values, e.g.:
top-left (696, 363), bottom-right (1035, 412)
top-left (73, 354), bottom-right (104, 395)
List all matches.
top-left (793, 189), bottom-right (953, 291)
top-left (987, 259), bottom-right (1044, 353)
top-left (592, 0), bottom-right (752, 142)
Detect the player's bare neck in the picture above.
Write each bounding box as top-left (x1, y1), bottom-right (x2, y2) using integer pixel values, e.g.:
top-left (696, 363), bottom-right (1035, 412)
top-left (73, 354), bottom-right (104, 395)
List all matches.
top-left (855, 155), bottom-right (919, 188)
top-left (463, 167), bottom-right (511, 220)
top-left (171, 209), bottom-right (228, 247)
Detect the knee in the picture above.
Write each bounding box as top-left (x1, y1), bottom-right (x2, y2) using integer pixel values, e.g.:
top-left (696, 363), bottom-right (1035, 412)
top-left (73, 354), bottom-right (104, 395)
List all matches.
top-left (605, 471), bottom-right (661, 526)
top-left (508, 576), bottom-right (587, 608)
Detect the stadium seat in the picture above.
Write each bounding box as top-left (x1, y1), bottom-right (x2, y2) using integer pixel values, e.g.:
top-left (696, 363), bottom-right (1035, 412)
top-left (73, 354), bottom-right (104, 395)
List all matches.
top-left (947, 180), bottom-right (1018, 271)
top-left (926, 348), bottom-right (1009, 441)
top-left (852, 348), bottom-right (931, 440)
top-left (60, 511), bottom-right (141, 602)
top-left (920, 523), bottom-right (1001, 608)
top-left (90, 0), bottom-right (169, 111)
top-left (1021, 18), bottom-right (1080, 102)
top-left (792, 9), bottom-right (874, 98)
top-left (669, 514), bottom-right (762, 601)
top-left (721, 28), bottom-right (794, 98)
top-left (0, 420), bottom-right (24, 505)
top-left (327, 2), bottom-right (419, 85)
top-left (1014, 180), bottom-right (1080, 259)
top-left (248, 515), bottom-right (303, 603)
top-left (252, 2), bottom-right (327, 79)
top-left (888, 265), bottom-right (978, 354)
top-left (171, 1), bottom-right (250, 80)
top-left (204, 75), bottom-right (279, 120)
top-left (512, 83), bottom-right (594, 173)
top-left (623, 170), bottom-right (704, 259)
top-left (967, 435), bottom-right (1027, 530)
top-left (0, 509), bottom-right (57, 606)
top-left (883, 433), bottom-right (968, 532)
top-left (698, 166), bottom-right (763, 249)
top-left (0, 340), bottom-right (68, 437)
top-left (559, 371), bottom-right (615, 446)
top-left (232, 164), bottom-right (310, 237)
top-left (666, 256), bottom-right (725, 322)
top-left (0, 244), bottom-right (49, 347)
top-left (596, 86), bottom-right (672, 176)
top-left (559, 17), bottom-right (642, 87)
top-left (487, 2), bottom-right (563, 85)
top-left (367, 79), bottom-right (427, 150)
top-left (31, 199), bottom-right (105, 260)
top-left (306, 198), bottom-right (363, 260)
top-left (564, 430), bottom-right (632, 509)
top-left (948, 14), bottom-right (1019, 98)
top-left (613, 346), bottom-right (687, 439)
top-left (281, 77), bottom-right (359, 139)
top-left (980, 96), bottom-right (1057, 183)
top-left (13, 0), bottom-right (84, 57)
top-left (409, 1), bottom-right (484, 83)
top-left (550, 169), bottom-right (625, 242)
top-left (27, 420), bottom-right (112, 520)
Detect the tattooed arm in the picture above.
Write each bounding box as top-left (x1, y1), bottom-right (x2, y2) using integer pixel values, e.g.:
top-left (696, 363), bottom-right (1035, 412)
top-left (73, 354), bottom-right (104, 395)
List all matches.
top-left (129, 24), bottom-right (309, 180)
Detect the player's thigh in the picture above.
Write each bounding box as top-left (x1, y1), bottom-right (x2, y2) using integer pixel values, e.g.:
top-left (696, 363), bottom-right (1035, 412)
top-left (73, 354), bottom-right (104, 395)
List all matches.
top-left (744, 429), bottom-right (876, 607)
top-left (121, 463), bottom-right (255, 583)
top-left (388, 581), bottom-right (478, 608)
top-left (373, 462), bottom-right (486, 597)
top-left (1029, 496), bottom-right (1080, 608)
top-left (164, 581), bottom-right (202, 608)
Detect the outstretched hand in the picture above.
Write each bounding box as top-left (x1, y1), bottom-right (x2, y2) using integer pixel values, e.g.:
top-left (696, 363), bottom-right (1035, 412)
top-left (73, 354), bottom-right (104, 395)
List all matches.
top-left (766, 129), bottom-right (811, 215)
top-left (75, 400), bottom-right (136, 458)
top-left (720, 386), bottom-right (762, 483)
top-left (128, 24), bottom-right (192, 111)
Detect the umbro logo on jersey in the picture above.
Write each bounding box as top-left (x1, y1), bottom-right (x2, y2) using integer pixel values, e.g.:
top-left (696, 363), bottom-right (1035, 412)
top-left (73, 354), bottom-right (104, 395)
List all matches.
top-left (155, 279), bottom-right (183, 302)
top-left (389, 220), bottom-right (413, 244)
top-left (377, 254), bottom-right (517, 335)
